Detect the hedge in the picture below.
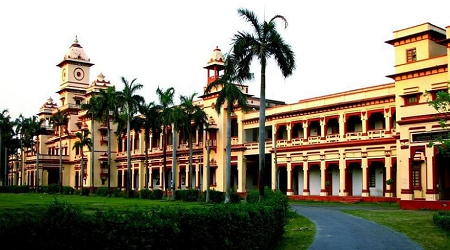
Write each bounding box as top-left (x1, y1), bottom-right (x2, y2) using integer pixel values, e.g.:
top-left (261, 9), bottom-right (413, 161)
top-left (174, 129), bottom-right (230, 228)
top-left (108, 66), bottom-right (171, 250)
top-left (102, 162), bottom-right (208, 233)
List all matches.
top-left (0, 185), bottom-right (30, 193)
top-left (434, 211), bottom-right (450, 231)
top-left (0, 190), bottom-right (288, 250)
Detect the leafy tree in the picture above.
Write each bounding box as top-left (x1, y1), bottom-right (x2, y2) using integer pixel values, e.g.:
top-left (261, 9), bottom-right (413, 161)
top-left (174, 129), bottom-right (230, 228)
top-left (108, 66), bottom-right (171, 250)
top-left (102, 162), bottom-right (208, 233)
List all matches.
top-left (205, 54), bottom-right (249, 203)
top-left (117, 77), bottom-right (144, 198)
top-left (427, 88), bottom-right (450, 154)
top-left (72, 130), bottom-right (92, 193)
top-left (179, 93), bottom-right (207, 189)
top-left (14, 114), bottom-right (26, 185)
top-left (156, 87), bottom-right (175, 196)
top-left (51, 109), bottom-right (69, 192)
top-left (23, 116), bottom-right (46, 192)
top-left (170, 105), bottom-right (187, 200)
top-left (232, 8), bottom-right (295, 198)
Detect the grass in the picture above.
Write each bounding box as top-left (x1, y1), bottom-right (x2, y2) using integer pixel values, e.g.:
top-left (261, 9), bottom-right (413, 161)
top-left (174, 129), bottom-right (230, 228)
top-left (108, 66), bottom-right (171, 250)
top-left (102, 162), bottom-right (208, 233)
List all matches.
top-left (344, 209), bottom-right (450, 250)
top-left (276, 211), bottom-right (315, 250)
top-left (0, 193), bottom-right (200, 214)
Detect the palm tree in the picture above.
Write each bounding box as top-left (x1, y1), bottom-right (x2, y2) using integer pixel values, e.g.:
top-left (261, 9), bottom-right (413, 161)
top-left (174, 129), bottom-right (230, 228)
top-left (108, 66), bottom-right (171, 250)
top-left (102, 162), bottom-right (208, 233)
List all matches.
top-left (117, 77), bottom-right (144, 198)
top-left (72, 130), bottom-right (92, 194)
top-left (23, 116), bottom-right (45, 192)
top-left (15, 114), bottom-right (26, 185)
top-left (1, 117), bottom-right (15, 186)
top-left (205, 54), bottom-right (249, 203)
top-left (232, 8), bottom-right (296, 198)
top-left (179, 93), bottom-right (207, 188)
top-left (96, 87), bottom-right (118, 190)
top-left (138, 101), bottom-right (160, 189)
top-left (51, 109), bottom-right (69, 192)
top-left (170, 105), bottom-right (187, 200)
top-left (156, 87), bottom-right (175, 196)
top-left (81, 95), bottom-right (102, 191)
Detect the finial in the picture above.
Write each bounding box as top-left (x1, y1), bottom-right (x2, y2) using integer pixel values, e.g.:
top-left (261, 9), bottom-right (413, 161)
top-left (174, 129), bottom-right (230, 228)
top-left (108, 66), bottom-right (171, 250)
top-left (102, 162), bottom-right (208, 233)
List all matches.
top-left (97, 72), bottom-right (105, 81)
top-left (47, 97), bottom-right (53, 104)
top-left (74, 35), bottom-right (78, 44)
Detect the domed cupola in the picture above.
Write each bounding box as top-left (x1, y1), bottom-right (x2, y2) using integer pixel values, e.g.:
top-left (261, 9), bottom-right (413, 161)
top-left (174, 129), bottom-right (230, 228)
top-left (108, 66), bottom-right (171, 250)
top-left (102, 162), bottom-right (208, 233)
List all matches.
top-left (204, 46), bottom-right (225, 85)
top-left (57, 36), bottom-right (94, 67)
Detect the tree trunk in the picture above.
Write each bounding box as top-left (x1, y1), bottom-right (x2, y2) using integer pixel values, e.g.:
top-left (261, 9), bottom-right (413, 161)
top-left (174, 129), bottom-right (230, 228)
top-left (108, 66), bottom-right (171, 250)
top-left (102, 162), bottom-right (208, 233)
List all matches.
top-left (171, 125), bottom-right (177, 200)
top-left (107, 116), bottom-right (111, 192)
top-left (80, 153), bottom-right (84, 195)
top-left (258, 59), bottom-right (267, 201)
top-left (162, 126), bottom-right (167, 196)
top-left (91, 115), bottom-right (95, 192)
top-left (188, 128), bottom-right (194, 188)
top-left (0, 130), bottom-right (2, 186)
top-left (20, 136), bottom-right (24, 186)
top-left (145, 134), bottom-right (149, 189)
top-left (225, 105), bottom-right (232, 203)
top-left (126, 113), bottom-right (131, 198)
top-left (59, 126), bottom-right (63, 193)
top-left (4, 147), bottom-right (8, 186)
top-left (206, 138), bottom-right (211, 203)
top-left (35, 140), bottom-right (39, 193)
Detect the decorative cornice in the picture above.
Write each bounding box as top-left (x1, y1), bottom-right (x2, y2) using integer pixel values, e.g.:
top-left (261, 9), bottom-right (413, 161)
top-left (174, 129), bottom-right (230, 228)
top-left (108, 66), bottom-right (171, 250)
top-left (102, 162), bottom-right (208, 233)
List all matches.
top-left (387, 64), bottom-right (447, 81)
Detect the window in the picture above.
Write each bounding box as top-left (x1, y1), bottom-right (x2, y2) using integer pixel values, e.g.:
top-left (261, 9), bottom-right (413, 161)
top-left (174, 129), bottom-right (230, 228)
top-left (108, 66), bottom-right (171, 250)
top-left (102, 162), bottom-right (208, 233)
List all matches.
top-left (75, 99), bottom-right (81, 105)
top-left (406, 48), bottom-right (417, 62)
top-left (404, 94), bottom-right (419, 106)
top-left (369, 167), bottom-right (376, 188)
top-left (428, 89), bottom-right (448, 101)
top-left (412, 162), bottom-right (421, 189)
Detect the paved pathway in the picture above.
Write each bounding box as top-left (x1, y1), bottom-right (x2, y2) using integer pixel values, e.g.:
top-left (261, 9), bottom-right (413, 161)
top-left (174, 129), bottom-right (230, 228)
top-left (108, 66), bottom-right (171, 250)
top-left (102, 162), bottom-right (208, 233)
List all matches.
top-left (292, 205), bottom-right (422, 250)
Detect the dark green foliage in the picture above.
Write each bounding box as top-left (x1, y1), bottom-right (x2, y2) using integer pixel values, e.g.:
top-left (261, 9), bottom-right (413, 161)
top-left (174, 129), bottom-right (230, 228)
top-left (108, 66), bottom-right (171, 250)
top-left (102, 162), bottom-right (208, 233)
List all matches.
top-left (175, 189), bottom-right (201, 201)
top-left (81, 187), bottom-right (90, 196)
top-left (0, 196), bottom-right (287, 250)
top-left (112, 188), bottom-right (124, 197)
top-left (434, 211), bottom-right (450, 231)
top-left (62, 186), bottom-right (74, 195)
top-left (150, 189), bottom-right (163, 200)
top-left (0, 185), bottom-right (29, 193)
top-left (140, 189), bottom-right (152, 199)
top-left (207, 189), bottom-right (225, 203)
top-left (129, 190), bottom-right (139, 198)
top-left (95, 187), bottom-right (110, 197)
top-left (41, 184), bottom-right (61, 194)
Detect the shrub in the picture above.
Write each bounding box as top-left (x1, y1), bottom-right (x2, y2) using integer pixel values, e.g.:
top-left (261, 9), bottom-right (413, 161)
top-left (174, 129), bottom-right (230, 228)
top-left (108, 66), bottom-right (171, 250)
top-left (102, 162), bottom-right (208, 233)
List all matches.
top-left (434, 211), bottom-right (450, 231)
top-left (208, 189), bottom-right (225, 203)
top-left (112, 188), bottom-right (123, 198)
top-left (0, 185), bottom-right (29, 193)
top-left (95, 187), bottom-right (110, 197)
top-left (62, 186), bottom-right (74, 195)
top-left (150, 189), bottom-right (163, 200)
top-left (140, 189), bottom-right (152, 199)
top-left (81, 187), bottom-right (90, 196)
top-left (175, 189), bottom-right (200, 201)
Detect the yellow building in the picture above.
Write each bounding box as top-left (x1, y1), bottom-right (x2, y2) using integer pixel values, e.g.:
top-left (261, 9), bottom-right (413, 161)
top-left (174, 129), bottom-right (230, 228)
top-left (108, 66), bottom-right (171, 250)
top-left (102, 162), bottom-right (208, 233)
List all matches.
top-left (8, 23), bottom-right (450, 209)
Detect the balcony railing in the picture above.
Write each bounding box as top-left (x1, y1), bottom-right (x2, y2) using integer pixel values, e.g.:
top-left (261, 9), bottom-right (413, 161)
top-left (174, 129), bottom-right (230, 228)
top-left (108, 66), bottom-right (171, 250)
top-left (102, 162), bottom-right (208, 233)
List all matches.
top-left (291, 138), bottom-right (304, 146)
top-left (308, 136), bottom-right (321, 145)
top-left (326, 134), bottom-right (340, 143)
top-left (346, 132), bottom-right (363, 141)
top-left (231, 137), bottom-right (239, 145)
top-left (277, 139), bottom-right (288, 147)
top-left (244, 142), bottom-right (258, 150)
top-left (368, 130), bottom-right (385, 139)
top-left (27, 154), bottom-right (69, 161)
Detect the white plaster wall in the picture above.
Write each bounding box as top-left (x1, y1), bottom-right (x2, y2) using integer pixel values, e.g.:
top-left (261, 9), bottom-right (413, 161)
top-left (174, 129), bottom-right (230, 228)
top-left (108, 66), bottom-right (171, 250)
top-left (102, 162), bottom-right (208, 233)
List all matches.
top-left (375, 166), bottom-right (384, 196)
top-left (332, 169), bottom-right (340, 196)
top-left (297, 170), bottom-right (304, 195)
top-left (310, 168), bottom-right (321, 195)
top-left (352, 168), bottom-right (362, 196)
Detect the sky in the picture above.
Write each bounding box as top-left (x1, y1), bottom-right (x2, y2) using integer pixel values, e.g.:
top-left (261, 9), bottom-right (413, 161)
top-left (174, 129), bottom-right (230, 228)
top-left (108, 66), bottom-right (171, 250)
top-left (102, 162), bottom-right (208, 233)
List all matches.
top-left (1, 0), bottom-right (450, 120)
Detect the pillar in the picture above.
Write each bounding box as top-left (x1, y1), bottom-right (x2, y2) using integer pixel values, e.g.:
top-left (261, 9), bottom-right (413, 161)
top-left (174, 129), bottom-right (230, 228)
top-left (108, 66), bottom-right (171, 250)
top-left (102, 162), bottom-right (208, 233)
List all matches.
top-left (149, 167), bottom-right (153, 189)
top-left (339, 151), bottom-right (347, 196)
top-left (238, 156), bottom-right (246, 193)
top-left (361, 113), bottom-right (367, 136)
top-left (196, 164), bottom-right (200, 189)
top-left (303, 121), bottom-right (308, 140)
top-left (271, 153), bottom-right (277, 190)
top-left (384, 110), bottom-right (391, 133)
top-left (362, 153), bottom-right (369, 197)
top-left (186, 165), bottom-right (190, 189)
top-left (159, 166), bottom-right (163, 189)
top-left (339, 114), bottom-right (345, 139)
top-left (320, 159), bottom-right (327, 196)
top-left (303, 161), bottom-right (310, 196)
top-left (384, 152), bottom-right (392, 197)
top-left (426, 146), bottom-right (438, 201)
top-left (320, 118), bottom-right (325, 139)
top-left (287, 162), bottom-right (293, 195)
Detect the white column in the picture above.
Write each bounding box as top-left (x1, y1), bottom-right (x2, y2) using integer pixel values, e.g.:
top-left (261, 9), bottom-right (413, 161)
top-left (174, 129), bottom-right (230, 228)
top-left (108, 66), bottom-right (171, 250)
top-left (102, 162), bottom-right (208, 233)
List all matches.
top-left (238, 156), bottom-right (246, 193)
top-left (287, 162), bottom-right (293, 195)
top-left (339, 152), bottom-right (347, 196)
top-left (303, 162), bottom-right (309, 196)
top-left (320, 159), bottom-right (327, 196)
top-left (384, 152), bottom-right (392, 197)
top-left (362, 155), bottom-right (369, 197)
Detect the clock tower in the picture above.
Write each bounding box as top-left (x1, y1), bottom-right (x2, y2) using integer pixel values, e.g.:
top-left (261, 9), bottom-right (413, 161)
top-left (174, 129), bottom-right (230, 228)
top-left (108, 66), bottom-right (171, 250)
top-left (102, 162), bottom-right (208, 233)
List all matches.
top-left (56, 36), bottom-right (94, 109)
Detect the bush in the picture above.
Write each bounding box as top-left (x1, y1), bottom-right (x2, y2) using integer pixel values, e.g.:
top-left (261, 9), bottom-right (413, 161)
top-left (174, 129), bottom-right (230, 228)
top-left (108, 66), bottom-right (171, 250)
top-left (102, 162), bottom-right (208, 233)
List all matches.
top-left (434, 211), bottom-right (450, 231)
top-left (175, 189), bottom-right (200, 201)
top-left (150, 189), bottom-right (163, 200)
top-left (0, 185), bottom-right (29, 193)
top-left (95, 187), bottom-right (110, 197)
top-left (81, 187), bottom-right (90, 196)
top-left (208, 189), bottom-right (225, 203)
top-left (112, 188), bottom-right (123, 197)
top-left (62, 186), bottom-right (74, 195)
top-left (140, 189), bottom-right (152, 199)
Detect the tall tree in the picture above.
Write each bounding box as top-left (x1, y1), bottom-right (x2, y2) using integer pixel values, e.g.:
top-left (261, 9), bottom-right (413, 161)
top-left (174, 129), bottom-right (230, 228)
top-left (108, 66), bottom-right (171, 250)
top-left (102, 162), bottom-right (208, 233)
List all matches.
top-left (179, 93), bottom-right (207, 188)
top-left (23, 116), bottom-right (45, 192)
top-left (72, 130), bottom-right (92, 194)
top-left (156, 87), bottom-right (175, 196)
top-left (0, 109), bottom-right (10, 186)
top-left (170, 105), bottom-right (187, 200)
top-left (117, 77), bottom-right (144, 198)
top-left (1, 117), bottom-right (15, 185)
top-left (96, 86), bottom-right (119, 190)
top-left (81, 96), bottom-right (102, 191)
top-left (51, 109), bottom-right (69, 192)
top-left (14, 114), bottom-right (26, 185)
top-left (205, 54), bottom-right (249, 203)
top-left (232, 8), bottom-right (296, 199)
top-left (138, 101), bottom-right (160, 189)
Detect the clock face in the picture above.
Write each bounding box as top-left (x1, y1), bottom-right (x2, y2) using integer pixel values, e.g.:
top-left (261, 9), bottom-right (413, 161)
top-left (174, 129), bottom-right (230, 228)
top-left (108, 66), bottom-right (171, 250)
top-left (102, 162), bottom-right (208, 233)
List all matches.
top-left (74, 68), bottom-right (85, 81)
top-left (62, 68), bottom-right (66, 81)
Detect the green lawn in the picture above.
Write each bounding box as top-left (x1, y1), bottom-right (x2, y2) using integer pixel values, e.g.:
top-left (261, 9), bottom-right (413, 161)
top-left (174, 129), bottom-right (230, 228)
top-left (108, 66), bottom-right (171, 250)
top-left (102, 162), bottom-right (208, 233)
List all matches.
top-left (276, 211), bottom-right (315, 250)
top-left (344, 209), bottom-right (450, 250)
